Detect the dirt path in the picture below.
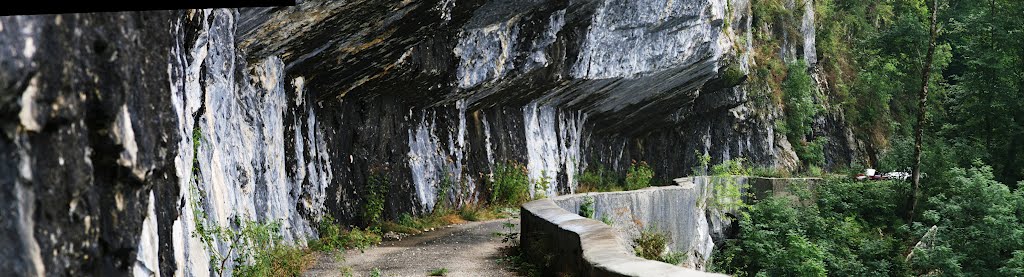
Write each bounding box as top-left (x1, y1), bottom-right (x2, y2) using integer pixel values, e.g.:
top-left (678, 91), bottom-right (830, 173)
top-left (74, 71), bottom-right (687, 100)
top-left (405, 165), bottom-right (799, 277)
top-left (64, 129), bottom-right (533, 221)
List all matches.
top-left (303, 219), bottom-right (521, 277)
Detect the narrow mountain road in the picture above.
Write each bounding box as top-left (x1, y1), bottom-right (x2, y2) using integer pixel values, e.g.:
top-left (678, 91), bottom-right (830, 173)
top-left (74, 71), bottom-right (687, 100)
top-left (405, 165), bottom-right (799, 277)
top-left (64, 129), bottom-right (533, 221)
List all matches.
top-left (303, 219), bottom-right (521, 277)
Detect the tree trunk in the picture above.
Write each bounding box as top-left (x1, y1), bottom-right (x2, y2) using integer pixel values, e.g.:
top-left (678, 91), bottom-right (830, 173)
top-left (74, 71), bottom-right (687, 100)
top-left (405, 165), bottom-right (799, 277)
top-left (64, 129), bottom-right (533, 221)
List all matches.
top-left (909, 0), bottom-right (940, 222)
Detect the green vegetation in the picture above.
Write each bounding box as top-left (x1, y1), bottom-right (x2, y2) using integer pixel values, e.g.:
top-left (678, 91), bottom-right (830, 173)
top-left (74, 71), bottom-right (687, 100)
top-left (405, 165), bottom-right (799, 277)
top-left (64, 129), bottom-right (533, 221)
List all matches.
top-left (369, 268), bottom-right (382, 277)
top-left (490, 161), bottom-right (532, 206)
top-left (309, 215), bottom-right (381, 253)
top-left (363, 169), bottom-right (389, 228)
top-left (625, 161), bottom-right (655, 190)
top-left (712, 164), bottom-right (1024, 276)
top-left (577, 162), bottom-right (621, 192)
top-left (578, 196), bottom-right (595, 218)
top-left (707, 158), bottom-right (753, 212)
top-left (633, 226), bottom-right (669, 261)
top-left (428, 268), bottom-right (449, 276)
top-left (188, 206), bottom-right (311, 277)
top-left (632, 227), bottom-right (685, 265)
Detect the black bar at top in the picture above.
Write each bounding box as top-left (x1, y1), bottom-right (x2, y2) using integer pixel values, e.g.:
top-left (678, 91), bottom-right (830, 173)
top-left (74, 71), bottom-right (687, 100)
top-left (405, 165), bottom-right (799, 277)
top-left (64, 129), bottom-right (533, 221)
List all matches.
top-left (0, 0), bottom-right (297, 16)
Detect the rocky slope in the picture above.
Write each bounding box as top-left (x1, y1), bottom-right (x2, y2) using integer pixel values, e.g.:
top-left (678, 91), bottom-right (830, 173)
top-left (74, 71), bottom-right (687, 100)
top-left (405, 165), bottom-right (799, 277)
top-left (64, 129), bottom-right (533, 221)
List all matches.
top-left (0, 0), bottom-right (849, 275)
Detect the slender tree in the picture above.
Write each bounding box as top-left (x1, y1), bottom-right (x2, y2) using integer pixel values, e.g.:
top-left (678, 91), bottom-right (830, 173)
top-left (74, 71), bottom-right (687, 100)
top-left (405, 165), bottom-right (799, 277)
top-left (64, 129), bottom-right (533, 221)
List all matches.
top-left (909, 0), bottom-right (940, 221)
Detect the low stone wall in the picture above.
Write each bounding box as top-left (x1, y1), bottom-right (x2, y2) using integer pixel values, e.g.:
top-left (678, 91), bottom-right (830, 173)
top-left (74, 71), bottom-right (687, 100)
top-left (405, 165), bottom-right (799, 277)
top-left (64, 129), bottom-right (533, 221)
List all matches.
top-left (521, 197), bottom-right (727, 277)
top-left (520, 176), bottom-right (822, 276)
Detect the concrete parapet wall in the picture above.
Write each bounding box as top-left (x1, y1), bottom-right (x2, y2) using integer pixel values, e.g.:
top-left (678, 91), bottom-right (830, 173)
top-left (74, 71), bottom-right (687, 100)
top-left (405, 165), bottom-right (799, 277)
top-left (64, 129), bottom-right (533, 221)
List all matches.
top-left (521, 198), bottom-right (727, 276)
top-left (520, 176), bottom-right (822, 276)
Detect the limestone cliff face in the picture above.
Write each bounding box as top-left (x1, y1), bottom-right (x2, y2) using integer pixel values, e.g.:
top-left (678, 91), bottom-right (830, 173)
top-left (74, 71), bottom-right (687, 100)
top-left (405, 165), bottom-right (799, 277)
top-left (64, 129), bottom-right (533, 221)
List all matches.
top-left (0, 0), bottom-right (845, 275)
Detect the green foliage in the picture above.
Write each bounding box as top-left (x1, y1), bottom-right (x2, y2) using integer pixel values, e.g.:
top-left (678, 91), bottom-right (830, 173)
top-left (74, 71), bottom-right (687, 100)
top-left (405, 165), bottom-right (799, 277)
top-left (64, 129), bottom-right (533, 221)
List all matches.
top-left (310, 215), bottom-right (381, 252)
top-left (713, 179), bottom-right (914, 276)
top-left (721, 62), bottom-right (747, 87)
top-left (1001, 251), bottom-right (1024, 276)
top-left (234, 243), bottom-right (309, 277)
top-left (625, 161), bottom-right (654, 190)
top-left (633, 227), bottom-right (686, 265)
top-left (490, 161), bottom-right (531, 206)
top-left (693, 151), bottom-right (712, 176)
top-left (578, 162), bottom-right (622, 192)
top-left (708, 158), bottom-right (752, 212)
top-left (534, 171), bottom-right (551, 199)
top-left (578, 196), bottom-right (595, 218)
top-left (600, 214), bottom-right (614, 226)
top-left (660, 251), bottom-right (686, 266)
top-left (428, 268), bottom-right (449, 276)
top-left (369, 268), bottom-right (382, 277)
top-left (633, 227), bottom-right (669, 261)
top-left (781, 60), bottom-right (819, 139)
top-left (912, 165), bottom-right (1024, 275)
top-left (363, 169), bottom-right (389, 228)
top-left (779, 60), bottom-right (826, 169)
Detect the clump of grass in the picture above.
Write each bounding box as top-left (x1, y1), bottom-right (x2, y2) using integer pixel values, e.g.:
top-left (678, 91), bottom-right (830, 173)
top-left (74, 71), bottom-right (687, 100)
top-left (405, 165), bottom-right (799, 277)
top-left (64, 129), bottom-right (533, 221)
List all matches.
top-left (428, 267), bottom-right (449, 276)
top-left (459, 203), bottom-right (499, 222)
top-left (369, 268), bottom-right (383, 277)
top-left (235, 244), bottom-right (313, 277)
top-left (490, 161), bottom-right (531, 206)
top-left (309, 215), bottom-right (381, 252)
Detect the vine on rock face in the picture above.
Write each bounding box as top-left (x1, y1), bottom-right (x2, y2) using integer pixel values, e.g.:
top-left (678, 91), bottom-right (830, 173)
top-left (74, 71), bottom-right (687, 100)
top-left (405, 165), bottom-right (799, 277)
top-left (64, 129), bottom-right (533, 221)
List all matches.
top-left (363, 167), bottom-right (389, 229)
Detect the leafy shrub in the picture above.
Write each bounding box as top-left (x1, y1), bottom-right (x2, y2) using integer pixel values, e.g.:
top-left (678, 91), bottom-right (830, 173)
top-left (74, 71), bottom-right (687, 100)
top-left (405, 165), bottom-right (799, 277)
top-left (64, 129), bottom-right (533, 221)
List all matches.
top-left (625, 161), bottom-right (654, 190)
top-left (579, 196), bottom-right (595, 218)
top-left (310, 215), bottom-right (381, 252)
top-left (578, 162), bottom-right (621, 192)
top-left (363, 169), bottom-right (389, 227)
top-left (779, 60), bottom-right (825, 169)
top-left (633, 227), bottom-right (670, 261)
top-left (660, 251), bottom-right (686, 266)
top-left (693, 151), bottom-right (712, 176)
top-left (491, 161), bottom-right (531, 206)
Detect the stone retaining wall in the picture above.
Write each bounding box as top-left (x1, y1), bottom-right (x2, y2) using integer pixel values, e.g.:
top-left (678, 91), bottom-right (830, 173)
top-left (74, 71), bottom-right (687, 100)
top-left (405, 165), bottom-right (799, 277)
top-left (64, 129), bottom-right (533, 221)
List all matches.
top-left (519, 176), bottom-right (822, 276)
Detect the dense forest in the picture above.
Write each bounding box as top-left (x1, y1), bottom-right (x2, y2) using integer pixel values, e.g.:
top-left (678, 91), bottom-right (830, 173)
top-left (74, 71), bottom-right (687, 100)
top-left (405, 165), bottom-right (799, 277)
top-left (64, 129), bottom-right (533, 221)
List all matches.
top-left (712, 0), bottom-right (1024, 275)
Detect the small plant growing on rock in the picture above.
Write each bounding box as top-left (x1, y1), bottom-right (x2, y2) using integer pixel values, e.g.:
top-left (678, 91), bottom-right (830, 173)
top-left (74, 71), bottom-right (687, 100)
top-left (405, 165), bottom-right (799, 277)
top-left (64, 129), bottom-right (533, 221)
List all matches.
top-left (625, 161), bottom-right (654, 190)
top-left (600, 214), bottom-right (614, 226)
top-left (363, 167), bottom-right (389, 228)
top-left (579, 196), bottom-right (595, 218)
top-left (578, 161), bottom-right (622, 192)
top-left (428, 267), bottom-right (449, 276)
top-left (491, 161), bottom-right (531, 206)
top-left (310, 215), bottom-right (381, 252)
top-left (634, 226), bottom-right (670, 261)
top-left (633, 227), bottom-right (686, 266)
top-left (534, 171), bottom-right (552, 199)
